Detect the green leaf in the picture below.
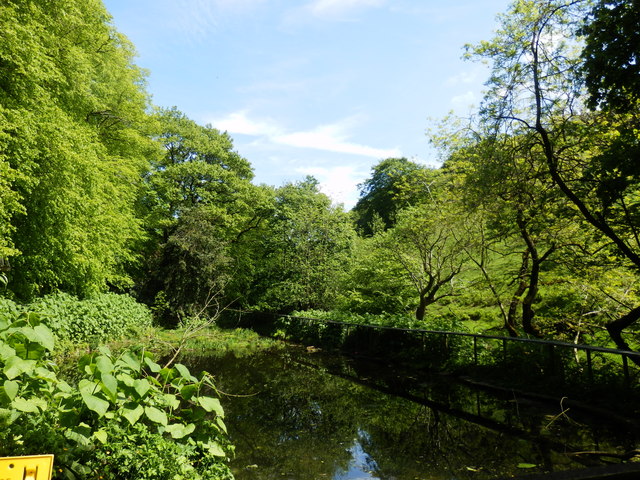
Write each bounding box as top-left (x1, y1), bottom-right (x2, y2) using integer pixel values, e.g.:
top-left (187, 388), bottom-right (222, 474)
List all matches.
top-left (34, 366), bottom-right (57, 382)
top-left (197, 396), bottom-right (224, 416)
top-left (65, 423), bottom-right (92, 446)
top-left (216, 416), bottom-right (227, 434)
top-left (3, 356), bottom-right (36, 379)
top-left (31, 324), bottom-right (55, 351)
top-left (120, 352), bottom-right (141, 371)
top-left (144, 406), bottom-right (168, 425)
top-left (93, 429), bottom-right (108, 444)
top-left (95, 355), bottom-right (114, 375)
top-left (133, 378), bottom-right (150, 398)
top-left (180, 384), bottom-right (198, 400)
top-left (165, 422), bottom-right (195, 439)
top-left (0, 343), bottom-right (16, 361)
top-left (121, 404), bottom-right (144, 425)
top-left (174, 363), bottom-right (196, 382)
top-left (116, 372), bottom-right (135, 387)
top-left (163, 393), bottom-right (180, 410)
top-left (144, 357), bottom-right (161, 373)
top-left (99, 374), bottom-right (118, 401)
top-left (79, 379), bottom-right (110, 417)
top-left (517, 463), bottom-right (537, 469)
top-left (206, 441), bottom-right (226, 457)
top-left (12, 397), bottom-right (40, 413)
top-left (3, 380), bottom-right (19, 401)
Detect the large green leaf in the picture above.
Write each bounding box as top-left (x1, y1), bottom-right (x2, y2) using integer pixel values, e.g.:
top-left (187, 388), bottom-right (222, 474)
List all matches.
top-left (0, 343), bottom-right (16, 361)
top-left (122, 404), bottom-right (144, 425)
top-left (95, 355), bottom-right (114, 375)
top-left (3, 380), bottom-right (18, 401)
top-left (206, 441), bottom-right (226, 457)
top-left (197, 396), bottom-right (224, 416)
top-left (165, 422), bottom-right (195, 439)
top-left (3, 356), bottom-right (36, 379)
top-left (144, 357), bottom-right (161, 373)
top-left (99, 374), bottom-right (118, 401)
top-left (145, 406), bottom-right (168, 425)
top-left (79, 379), bottom-right (109, 417)
top-left (12, 397), bottom-right (40, 413)
top-left (175, 363), bottom-right (197, 382)
top-left (133, 378), bottom-right (150, 398)
top-left (31, 324), bottom-right (55, 351)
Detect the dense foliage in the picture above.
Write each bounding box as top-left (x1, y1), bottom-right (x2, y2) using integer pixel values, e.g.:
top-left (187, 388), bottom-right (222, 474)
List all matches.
top-left (2, 0), bottom-right (640, 473)
top-left (0, 311), bottom-right (232, 480)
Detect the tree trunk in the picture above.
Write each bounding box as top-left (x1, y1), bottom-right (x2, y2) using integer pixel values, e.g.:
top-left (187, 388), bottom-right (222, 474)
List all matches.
top-left (516, 213), bottom-right (543, 338)
top-left (416, 295), bottom-right (427, 321)
top-left (606, 305), bottom-right (640, 366)
top-left (506, 249), bottom-right (530, 337)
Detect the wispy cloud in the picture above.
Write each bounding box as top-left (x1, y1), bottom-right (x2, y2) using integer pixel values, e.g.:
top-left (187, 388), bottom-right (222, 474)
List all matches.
top-left (307, 0), bottom-right (386, 19)
top-left (283, 0), bottom-right (387, 25)
top-left (171, 0), bottom-right (266, 39)
top-left (211, 111), bottom-right (401, 159)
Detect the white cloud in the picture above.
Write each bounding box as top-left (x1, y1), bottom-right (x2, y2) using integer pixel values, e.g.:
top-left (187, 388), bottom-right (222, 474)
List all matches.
top-left (296, 165), bottom-right (364, 207)
top-left (213, 111), bottom-right (281, 137)
top-left (211, 111), bottom-right (400, 159)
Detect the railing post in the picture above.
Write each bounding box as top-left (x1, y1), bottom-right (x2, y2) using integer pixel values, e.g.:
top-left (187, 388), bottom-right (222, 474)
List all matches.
top-left (623, 354), bottom-right (630, 389)
top-left (547, 344), bottom-right (555, 376)
top-left (503, 338), bottom-right (508, 365)
top-left (473, 336), bottom-right (478, 365)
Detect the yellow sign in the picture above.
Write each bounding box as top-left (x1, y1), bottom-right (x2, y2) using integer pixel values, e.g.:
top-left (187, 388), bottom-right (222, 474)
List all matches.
top-left (0, 455), bottom-right (53, 480)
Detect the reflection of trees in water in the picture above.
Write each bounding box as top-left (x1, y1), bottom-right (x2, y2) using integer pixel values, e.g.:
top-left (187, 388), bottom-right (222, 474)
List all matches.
top-left (186, 348), bottom-right (638, 480)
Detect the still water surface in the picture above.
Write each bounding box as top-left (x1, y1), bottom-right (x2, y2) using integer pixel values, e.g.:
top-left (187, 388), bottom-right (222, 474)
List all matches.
top-left (185, 347), bottom-right (638, 480)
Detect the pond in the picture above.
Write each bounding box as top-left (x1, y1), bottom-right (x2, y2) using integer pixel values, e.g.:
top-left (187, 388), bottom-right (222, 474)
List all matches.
top-left (183, 346), bottom-right (639, 480)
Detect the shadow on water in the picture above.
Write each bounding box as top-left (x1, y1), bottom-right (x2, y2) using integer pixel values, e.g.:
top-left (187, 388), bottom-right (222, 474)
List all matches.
top-left (181, 346), bottom-right (639, 480)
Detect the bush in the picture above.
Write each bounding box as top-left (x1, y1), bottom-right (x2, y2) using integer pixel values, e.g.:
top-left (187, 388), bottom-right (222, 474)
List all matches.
top-left (0, 311), bottom-right (232, 480)
top-left (0, 292), bottom-right (153, 344)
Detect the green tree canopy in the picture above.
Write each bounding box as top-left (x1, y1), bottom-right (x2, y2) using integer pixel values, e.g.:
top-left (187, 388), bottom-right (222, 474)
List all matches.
top-left (580, 0), bottom-right (640, 113)
top-left (1, 0), bottom-right (156, 298)
top-left (353, 157), bottom-right (433, 236)
top-left (248, 177), bottom-right (355, 312)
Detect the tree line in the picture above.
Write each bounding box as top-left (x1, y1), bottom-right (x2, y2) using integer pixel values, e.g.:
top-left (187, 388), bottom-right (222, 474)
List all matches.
top-left (1, 0), bottom-right (639, 353)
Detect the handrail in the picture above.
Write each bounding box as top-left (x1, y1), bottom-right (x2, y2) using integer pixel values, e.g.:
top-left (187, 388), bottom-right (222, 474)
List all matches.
top-left (232, 309), bottom-right (640, 359)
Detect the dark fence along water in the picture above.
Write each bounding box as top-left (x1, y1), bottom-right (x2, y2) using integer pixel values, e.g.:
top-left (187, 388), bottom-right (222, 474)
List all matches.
top-left (223, 310), bottom-right (640, 402)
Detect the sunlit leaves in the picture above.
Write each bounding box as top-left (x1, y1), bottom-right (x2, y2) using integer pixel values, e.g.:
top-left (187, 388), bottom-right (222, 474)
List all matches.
top-left (1, 0), bottom-right (155, 298)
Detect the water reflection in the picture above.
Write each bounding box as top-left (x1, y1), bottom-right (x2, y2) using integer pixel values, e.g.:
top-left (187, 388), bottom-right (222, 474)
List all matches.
top-left (183, 347), bottom-right (638, 480)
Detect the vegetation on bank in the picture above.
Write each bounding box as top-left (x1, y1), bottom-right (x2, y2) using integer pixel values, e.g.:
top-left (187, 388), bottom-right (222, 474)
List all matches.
top-left (0, 294), bottom-right (245, 480)
top-left (1, 0), bottom-right (640, 477)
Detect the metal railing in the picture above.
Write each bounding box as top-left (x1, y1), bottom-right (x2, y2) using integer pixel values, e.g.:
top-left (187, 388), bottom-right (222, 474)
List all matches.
top-left (228, 310), bottom-right (640, 389)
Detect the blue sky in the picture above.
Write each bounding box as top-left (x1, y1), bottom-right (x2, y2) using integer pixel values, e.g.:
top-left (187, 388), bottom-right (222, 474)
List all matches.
top-left (103, 0), bottom-right (512, 208)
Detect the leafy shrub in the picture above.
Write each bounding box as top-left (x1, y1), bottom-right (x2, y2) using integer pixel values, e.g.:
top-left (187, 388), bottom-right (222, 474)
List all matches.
top-left (0, 311), bottom-right (232, 480)
top-left (9, 292), bottom-right (153, 344)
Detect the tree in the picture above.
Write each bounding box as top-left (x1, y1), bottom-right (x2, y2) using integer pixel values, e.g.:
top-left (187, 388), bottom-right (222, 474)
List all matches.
top-left (580, 0), bottom-right (640, 113)
top-left (379, 191), bottom-right (472, 321)
top-left (353, 158), bottom-right (432, 236)
top-left (140, 108), bottom-right (272, 320)
top-left (468, 0), bottom-right (640, 352)
top-left (248, 177), bottom-right (355, 312)
top-left (144, 107), bottom-right (255, 239)
top-left (1, 0), bottom-right (156, 298)
top-left (450, 134), bottom-right (587, 337)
